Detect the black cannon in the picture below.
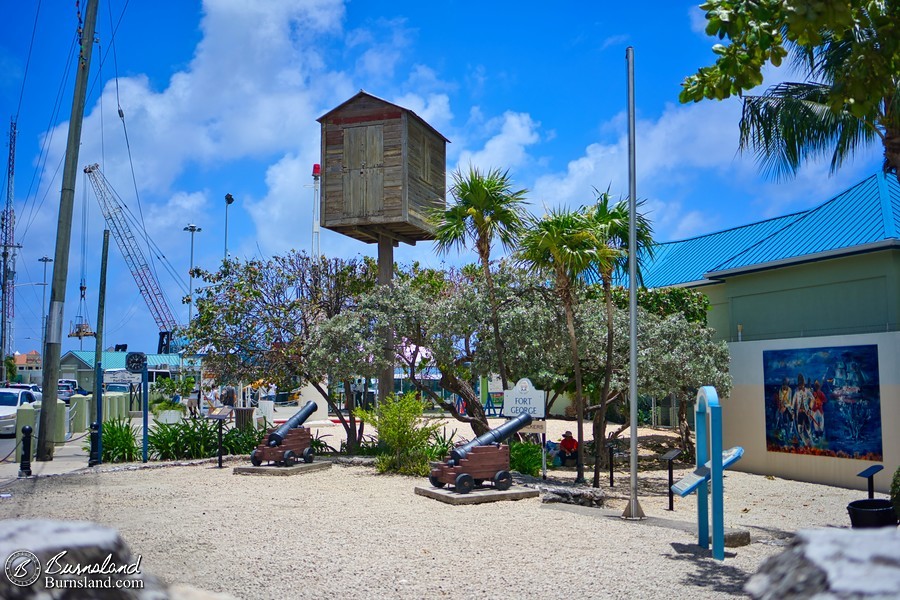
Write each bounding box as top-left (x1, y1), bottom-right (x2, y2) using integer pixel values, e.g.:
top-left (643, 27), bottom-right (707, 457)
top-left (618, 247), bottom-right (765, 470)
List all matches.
top-left (429, 412), bottom-right (533, 493)
top-left (251, 401), bottom-right (318, 466)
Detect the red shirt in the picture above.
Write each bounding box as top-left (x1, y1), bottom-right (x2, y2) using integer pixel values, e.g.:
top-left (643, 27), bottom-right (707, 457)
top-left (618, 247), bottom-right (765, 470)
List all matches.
top-left (560, 437), bottom-right (578, 452)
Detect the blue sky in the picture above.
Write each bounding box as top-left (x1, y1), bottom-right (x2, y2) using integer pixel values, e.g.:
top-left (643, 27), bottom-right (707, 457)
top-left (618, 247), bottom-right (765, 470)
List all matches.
top-left (0, 0), bottom-right (883, 356)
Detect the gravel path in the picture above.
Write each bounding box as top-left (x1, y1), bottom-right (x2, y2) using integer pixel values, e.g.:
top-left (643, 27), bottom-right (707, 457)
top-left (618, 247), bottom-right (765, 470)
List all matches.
top-left (0, 449), bottom-right (872, 600)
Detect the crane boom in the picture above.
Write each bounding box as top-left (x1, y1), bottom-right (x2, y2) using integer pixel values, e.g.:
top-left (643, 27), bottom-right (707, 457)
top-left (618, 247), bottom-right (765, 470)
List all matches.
top-left (83, 163), bottom-right (179, 353)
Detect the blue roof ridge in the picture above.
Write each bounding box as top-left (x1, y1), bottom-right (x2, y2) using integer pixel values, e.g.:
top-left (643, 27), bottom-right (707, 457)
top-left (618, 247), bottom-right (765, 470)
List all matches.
top-left (707, 173), bottom-right (881, 272)
top-left (651, 208), bottom-right (808, 250)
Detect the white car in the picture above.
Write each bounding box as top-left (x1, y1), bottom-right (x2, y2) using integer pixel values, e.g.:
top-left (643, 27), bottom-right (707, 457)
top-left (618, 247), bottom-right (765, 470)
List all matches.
top-left (0, 387), bottom-right (39, 437)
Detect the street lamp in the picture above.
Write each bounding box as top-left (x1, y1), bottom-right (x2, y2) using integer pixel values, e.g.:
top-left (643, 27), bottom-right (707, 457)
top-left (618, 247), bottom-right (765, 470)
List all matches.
top-left (224, 193), bottom-right (235, 261)
top-left (183, 225), bottom-right (201, 324)
top-left (39, 256), bottom-right (53, 353)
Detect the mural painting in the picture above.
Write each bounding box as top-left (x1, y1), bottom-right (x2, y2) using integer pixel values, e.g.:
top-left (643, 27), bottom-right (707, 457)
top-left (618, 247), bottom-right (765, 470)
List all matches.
top-left (763, 344), bottom-right (882, 460)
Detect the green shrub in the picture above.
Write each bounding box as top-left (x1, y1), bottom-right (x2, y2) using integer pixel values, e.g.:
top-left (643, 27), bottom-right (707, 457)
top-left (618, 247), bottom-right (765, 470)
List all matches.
top-left (509, 440), bottom-right (542, 477)
top-left (222, 423), bottom-right (267, 456)
top-left (425, 427), bottom-right (457, 461)
top-left (148, 419), bottom-right (266, 460)
top-left (147, 423), bottom-right (182, 460)
top-left (891, 466), bottom-right (900, 520)
top-left (357, 392), bottom-right (440, 476)
top-left (96, 417), bottom-right (141, 463)
top-left (311, 431), bottom-right (337, 454)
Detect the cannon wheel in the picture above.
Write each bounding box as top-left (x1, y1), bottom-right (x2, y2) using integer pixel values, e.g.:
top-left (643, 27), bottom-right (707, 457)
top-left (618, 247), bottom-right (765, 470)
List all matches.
top-left (493, 470), bottom-right (512, 491)
top-left (455, 473), bottom-right (474, 494)
top-left (429, 474), bottom-right (446, 488)
top-left (282, 450), bottom-right (296, 467)
top-left (302, 447), bottom-right (314, 463)
top-left (250, 449), bottom-right (262, 467)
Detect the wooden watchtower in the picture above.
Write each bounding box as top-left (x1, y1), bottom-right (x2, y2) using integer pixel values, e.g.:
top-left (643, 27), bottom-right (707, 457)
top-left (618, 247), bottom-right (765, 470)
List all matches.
top-left (318, 91), bottom-right (449, 403)
top-left (317, 90), bottom-right (448, 245)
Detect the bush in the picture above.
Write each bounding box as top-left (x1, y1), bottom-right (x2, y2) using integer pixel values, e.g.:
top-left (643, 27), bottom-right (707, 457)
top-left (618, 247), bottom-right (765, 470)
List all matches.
top-left (891, 466), bottom-right (900, 520)
top-left (356, 392), bottom-right (440, 476)
top-left (509, 440), bottom-right (542, 477)
top-left (425, 427), bottom-right (457, 462)
top-left (92, 417), bottom-right (141, 463)
top-left (222, 423), bottom-right (267, 456)
top-left (147, 419), bottom-right (267, 460)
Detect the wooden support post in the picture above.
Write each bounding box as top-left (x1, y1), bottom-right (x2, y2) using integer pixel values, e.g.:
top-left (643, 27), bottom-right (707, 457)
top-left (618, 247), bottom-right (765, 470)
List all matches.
top-left (378, 234), bottom-right (393, 405)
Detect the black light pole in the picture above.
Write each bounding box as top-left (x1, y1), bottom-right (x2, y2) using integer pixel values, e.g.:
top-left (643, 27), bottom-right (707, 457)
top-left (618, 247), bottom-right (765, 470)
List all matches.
top-left (224, 194), bottom-right (234, 262)
top-left (184, 224), bottom-right (201, 324)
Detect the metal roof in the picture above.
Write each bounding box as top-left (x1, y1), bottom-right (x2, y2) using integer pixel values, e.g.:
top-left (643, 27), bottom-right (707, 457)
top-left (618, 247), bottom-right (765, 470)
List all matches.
top-left (641, 172), bottom-right (900, 287)
top-left (63, 351), bottom-right (200, 370)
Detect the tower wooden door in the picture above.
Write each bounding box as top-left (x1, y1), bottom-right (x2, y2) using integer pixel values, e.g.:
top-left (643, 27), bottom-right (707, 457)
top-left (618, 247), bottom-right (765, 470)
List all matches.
top-left (342, 124), bottom-right (384, 217)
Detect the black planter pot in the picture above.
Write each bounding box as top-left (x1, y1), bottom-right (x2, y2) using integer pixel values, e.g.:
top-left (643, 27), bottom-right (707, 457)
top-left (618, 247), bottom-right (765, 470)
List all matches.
top-left (847, 498), bottom-right (899, 528)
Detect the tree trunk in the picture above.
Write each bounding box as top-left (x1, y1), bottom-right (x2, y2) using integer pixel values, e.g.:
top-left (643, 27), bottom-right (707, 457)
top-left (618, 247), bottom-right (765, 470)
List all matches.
top-left (562, 292), bottom-right (586, 484)
top-left (592, 278), bottom-right (616, 487)
top-left (884, 126), bottom-right (900, 181)
top-left (481, 248), bottom-right (509, 391)
top-left (677, 393), bottom-right (695, 462)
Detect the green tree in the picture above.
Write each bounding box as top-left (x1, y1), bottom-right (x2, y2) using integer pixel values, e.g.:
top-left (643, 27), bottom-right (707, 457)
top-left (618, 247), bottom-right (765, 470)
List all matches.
top-left (681, 1), bottom-right (900, 180)
top-left (583, 192), bottom-right (654, 487)
top-left (516, 206), bottom-right (617, 484)
top-left (432, 166), bottom-right (529, 391)
top-left (183, 252), bottom-right (376, 451)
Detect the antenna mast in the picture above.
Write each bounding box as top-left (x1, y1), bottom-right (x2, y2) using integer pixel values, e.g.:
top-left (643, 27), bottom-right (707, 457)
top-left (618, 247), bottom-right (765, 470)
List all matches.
top-left (1, 119), bottom-right (20, 380)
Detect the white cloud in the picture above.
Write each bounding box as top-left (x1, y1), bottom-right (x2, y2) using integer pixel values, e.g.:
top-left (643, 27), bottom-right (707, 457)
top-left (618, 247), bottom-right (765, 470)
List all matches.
top-left (454, 111), bottom-right (540, 174)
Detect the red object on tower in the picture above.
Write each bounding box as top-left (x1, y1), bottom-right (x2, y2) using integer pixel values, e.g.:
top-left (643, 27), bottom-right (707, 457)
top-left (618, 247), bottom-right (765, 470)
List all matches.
top-left (312, 163), bottom-right (321, 178)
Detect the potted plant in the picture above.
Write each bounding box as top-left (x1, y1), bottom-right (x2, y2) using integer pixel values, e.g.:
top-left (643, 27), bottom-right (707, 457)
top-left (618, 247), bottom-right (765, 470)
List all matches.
top-left (847, 466), bottom-right (899, 528)
top-left (151, 399), bottom-right (186, 424)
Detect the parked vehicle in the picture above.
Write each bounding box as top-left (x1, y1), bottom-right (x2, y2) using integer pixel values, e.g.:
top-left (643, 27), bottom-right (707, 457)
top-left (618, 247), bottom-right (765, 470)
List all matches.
top-left (105, 383), bottom-right (131, 394)
top-left (57, 383), bottom-right (75, 404)
top-left (8, 383), bottom-right (43, 403)
top-left (0, 388), bottom-right (39, 436)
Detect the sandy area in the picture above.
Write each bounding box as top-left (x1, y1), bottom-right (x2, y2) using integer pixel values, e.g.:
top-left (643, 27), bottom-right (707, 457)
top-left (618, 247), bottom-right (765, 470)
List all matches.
top-left (0, 416), bottom-right (880, 599)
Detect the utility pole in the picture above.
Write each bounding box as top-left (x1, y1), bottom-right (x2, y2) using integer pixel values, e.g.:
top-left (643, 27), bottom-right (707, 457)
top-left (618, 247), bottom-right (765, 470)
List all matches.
top-left (1, 119), bottom-right (19, 382)
top-left (38, 0), bottom-right (99, 461)
top-left (224, 194), bottom-right (234, 262)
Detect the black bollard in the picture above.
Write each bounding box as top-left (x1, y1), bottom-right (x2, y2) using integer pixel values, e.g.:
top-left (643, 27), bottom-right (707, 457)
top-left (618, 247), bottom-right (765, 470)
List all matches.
top-left (608, 445), bottom-right (615, 487)
top-left (88, 422), bottom-right (100, 467)
top-left (18, 425), bottom-right (32, 477)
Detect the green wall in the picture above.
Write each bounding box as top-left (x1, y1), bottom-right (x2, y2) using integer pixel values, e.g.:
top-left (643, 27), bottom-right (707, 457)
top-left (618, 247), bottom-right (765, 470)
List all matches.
top-left (700, 249), bottom-right (900, 342)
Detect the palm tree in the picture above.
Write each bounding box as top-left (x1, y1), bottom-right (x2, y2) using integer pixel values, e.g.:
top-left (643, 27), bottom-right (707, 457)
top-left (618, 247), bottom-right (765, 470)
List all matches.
top-left (516, 206), bottom-right (618, 484)
top-left (583, 191), bottom-right (654, 487)
top-left (432, 166), bottom-right (528, 391)
top-left (739, 33), bottom-right (900, 181)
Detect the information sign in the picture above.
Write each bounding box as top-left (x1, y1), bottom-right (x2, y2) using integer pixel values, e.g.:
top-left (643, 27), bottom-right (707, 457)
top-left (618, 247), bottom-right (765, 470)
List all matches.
top-left (501, 378), bottom-right (545, 419)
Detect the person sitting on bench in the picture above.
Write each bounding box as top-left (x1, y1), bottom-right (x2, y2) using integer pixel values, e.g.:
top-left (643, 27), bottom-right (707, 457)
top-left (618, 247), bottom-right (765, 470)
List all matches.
top-left (558, 431), bottom-right (578, 465)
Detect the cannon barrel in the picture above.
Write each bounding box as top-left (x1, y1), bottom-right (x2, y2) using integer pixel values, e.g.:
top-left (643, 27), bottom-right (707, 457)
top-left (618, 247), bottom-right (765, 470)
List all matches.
top-left (448, 412), bottom-right (533, 465)
top-left (267, 401), bottom-right (317, 447)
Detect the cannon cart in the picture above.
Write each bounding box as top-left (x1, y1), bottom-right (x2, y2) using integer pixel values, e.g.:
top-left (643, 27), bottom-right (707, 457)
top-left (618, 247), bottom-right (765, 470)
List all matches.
top-left (250, 401), bottom-right (317, 467)
top-left (428, 412), bottom-right (532, 493)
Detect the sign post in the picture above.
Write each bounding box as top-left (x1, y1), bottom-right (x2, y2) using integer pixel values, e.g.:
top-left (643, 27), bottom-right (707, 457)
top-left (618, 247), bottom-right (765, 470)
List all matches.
top-left (501, 378), bottom-right (547, 477)
top-left (125, 352), bottom-right (148, 463)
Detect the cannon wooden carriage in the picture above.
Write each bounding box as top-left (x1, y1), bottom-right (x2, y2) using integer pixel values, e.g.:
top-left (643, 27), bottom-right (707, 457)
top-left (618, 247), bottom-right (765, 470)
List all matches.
top-left (428, 413), bottom-right (533, 493)
top-left (250, 401), bottom-right (317, 467)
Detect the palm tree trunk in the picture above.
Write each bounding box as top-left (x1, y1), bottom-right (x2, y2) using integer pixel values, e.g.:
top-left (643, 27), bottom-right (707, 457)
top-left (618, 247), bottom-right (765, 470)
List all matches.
top-left (885, 127), bottom-right (900, 182)
top-left (562, 289), bottom-right (586, 484)
top-left (592, 277), bottom-right (615, 487)
top-left (481, 250), bottom-right (510, 391)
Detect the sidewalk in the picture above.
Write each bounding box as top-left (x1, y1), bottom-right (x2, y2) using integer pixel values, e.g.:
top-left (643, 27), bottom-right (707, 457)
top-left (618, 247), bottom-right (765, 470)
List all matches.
top-left (0, 404), bottom-right (315, 484)
top-left (0, 433), bottom-right (92, 484)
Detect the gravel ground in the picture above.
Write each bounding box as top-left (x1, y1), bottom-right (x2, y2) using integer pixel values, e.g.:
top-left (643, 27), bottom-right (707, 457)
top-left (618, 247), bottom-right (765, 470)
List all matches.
top-left (0, 427), bottom-right (874, 600)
